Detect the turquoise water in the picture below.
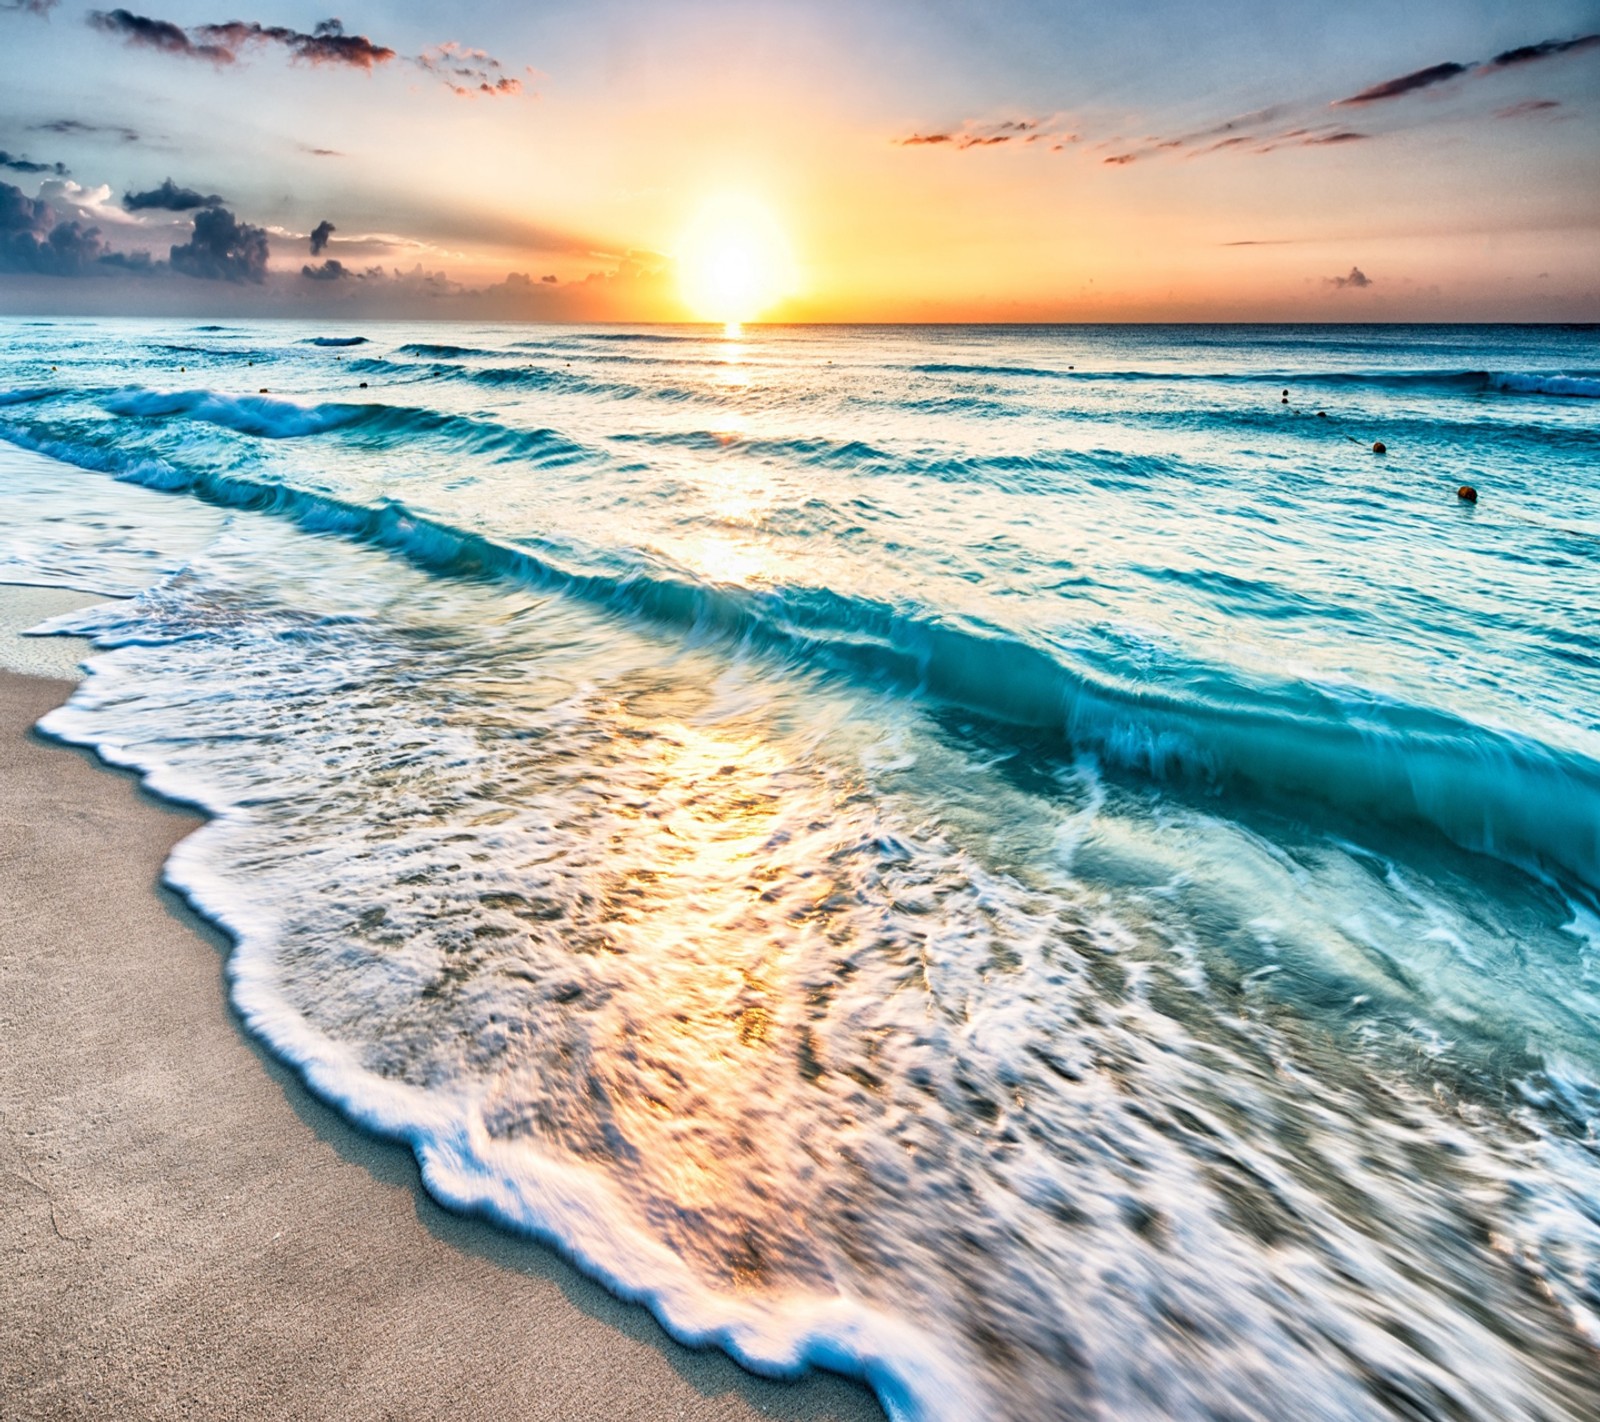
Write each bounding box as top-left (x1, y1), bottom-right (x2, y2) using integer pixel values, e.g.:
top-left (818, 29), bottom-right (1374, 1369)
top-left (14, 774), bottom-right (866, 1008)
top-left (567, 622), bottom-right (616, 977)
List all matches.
top-left (2, 319), bottom-right (1598, 1419)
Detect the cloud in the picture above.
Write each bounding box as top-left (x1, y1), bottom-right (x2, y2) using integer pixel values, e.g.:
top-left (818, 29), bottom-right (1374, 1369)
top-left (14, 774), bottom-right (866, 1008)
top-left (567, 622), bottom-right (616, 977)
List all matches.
top-left (87, 11), bottom-right (394, 69)
top-left (33, 118), bottom-right (141, 143)
top-left (1326, 266), bottom-right (1372, 289)
top-left (169, 206), bottom-right (269, 282)
top-left (1334, 61), bottom-right (1469, 106)
top-left (0, 150), bottom-right (66, 176)
top-left (416, 40), bottom-right (523, 97)
top-left (0, 179), bottom-right (153, 276)
top-left (541, 273), bottom-right (557, 283)
top-left (38, 177), bottom-right (143, 226)
top-left (194, 17), bottom-right (394, 69)
top-left (300, 257), bottom-right (347, 280)
top-left (87, 8), bottom-right (234, 62)
top-left (1488, 34), bottom-right (1600, 68)
top-left (124, 177), bottom-right (224, 211)
top-left (1302, 130), bottom-right (1368, 144)
top-left (897, 132), bottom-right (952, 145)
top-left (0, 0), bottom-right (59, 15)
top-left (301, 145), bottom-right (341, 156)
top-left (309, 218), bottom-right (334, 254)
top-left (1332, 34), bottom-right (1600, 107)
top-left (1495, 99), bottom-right (1561, 118)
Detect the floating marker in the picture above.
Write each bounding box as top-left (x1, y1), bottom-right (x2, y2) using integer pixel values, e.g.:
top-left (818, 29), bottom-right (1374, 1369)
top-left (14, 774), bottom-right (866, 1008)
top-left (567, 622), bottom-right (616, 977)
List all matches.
top-left (1457, 485), bottom-right (1478, 503)
top-left (1372, 441), bottom-right (1387, 454)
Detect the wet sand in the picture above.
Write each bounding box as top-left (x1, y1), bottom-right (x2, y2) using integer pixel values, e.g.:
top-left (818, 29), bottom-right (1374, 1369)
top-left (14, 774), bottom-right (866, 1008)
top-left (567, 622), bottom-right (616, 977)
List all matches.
top-left (0, 666), bottom-right (882, 1422)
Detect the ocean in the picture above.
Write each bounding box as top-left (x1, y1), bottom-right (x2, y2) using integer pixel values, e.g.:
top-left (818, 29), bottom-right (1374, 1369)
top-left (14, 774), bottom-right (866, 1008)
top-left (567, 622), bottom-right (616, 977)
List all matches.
top-left (2, 319), bottom-right (1597, 1420)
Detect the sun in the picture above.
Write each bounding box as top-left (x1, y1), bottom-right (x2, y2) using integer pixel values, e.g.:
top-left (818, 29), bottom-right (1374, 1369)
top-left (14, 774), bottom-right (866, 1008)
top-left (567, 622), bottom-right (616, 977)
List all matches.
top-left (677, 195), bottom-right (796, 326)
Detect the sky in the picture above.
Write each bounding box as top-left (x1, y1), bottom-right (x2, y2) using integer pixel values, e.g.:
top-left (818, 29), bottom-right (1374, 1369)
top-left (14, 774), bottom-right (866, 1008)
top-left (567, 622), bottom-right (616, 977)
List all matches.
top-left (1, 0), bottom-right (1597, 321)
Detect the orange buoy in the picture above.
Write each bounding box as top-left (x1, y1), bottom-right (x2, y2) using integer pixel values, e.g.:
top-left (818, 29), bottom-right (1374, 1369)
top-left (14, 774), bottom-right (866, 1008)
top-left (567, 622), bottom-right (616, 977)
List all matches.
top-left (1457, 485), bottom-right (1478, 502)
top-left (1372, 441), bottom-right (1387, 454)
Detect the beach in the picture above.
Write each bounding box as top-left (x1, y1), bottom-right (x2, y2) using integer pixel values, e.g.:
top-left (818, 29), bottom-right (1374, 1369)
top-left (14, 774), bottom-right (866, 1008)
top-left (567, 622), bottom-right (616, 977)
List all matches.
top-left (0, 657), bottom-right (881, 1422)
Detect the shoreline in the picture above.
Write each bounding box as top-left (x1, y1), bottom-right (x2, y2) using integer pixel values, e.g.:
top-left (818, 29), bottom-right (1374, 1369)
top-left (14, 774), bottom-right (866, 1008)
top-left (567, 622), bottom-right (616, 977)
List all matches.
top-left (0, 663), bottom-right (882, 1422)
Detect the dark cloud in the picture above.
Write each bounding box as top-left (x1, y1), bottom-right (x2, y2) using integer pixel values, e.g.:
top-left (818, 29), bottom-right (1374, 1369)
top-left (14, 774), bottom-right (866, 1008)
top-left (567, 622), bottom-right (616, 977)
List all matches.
top-left (302, 145), bottom-right (341, 156)
top-left (1489, 34), bottom-right (1600, 67)
top-left (1302, 130), bottom-right (1368, 144)
top-left (1331, 34), bottom-right (1599, 108)
top-left (1334, 61), bottom-right (1469, 106)
top-left (33, 118), bottom-right (141, 143)
top-left (0, 179), bottom-right (153, 276)
top-left (87, 8), bottom-right (234, 63)
top-left (1495, 99), bottom-right (1561, 118)
top-left (309, 218), bottom-right (334, 255)
top-left (541, 274), bottom-right (557, 283)
top-left (169, 206), bottom-right (269, 282)
top-left (0, 150), bottom-right (67, 176)
top-left (194, 18), bottom-right (395, 69)
top-left (1103, 152), bottom-right (1139, 165)
top-left (124, 177), bottom-right (224, 211)
top-left (1, 0), bottom-right (59, 14)
top-left (300, 257), bottom-right (347, 280)
top-left (897, 132), bottom-right (953, 146)
top-left (416, 40), bottom-right (523, 97)
top-left (87, 11), bottom-right (393, 69)
top-left (1327, 266), bottom-right (1372, 289)
top-left (958, 134), bottom-right (1011, 148)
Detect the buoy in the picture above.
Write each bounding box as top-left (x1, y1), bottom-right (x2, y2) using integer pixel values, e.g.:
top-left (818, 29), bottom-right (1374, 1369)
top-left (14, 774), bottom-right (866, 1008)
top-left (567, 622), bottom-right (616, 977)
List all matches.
top-left (1316, 410), bottom-right (1327, 417)
top-left (1372, 441), bottom-right (1387, 454)
top-left (1282, 389), bottom-right (1289, 397)
top-left (359, 381), bottom-right (368, 389)
top-left (259, 388), bottom-right (268, 394)
top-left (1457, 485), bottom-right (1478, 502)
top-left (180, 366), bottom-right (185, 373)
top-left (50, 365), bottom-right (56, 371)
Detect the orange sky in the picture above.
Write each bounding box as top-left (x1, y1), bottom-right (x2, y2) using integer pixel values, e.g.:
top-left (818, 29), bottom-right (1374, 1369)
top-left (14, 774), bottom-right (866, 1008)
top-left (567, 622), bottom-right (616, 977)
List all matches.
top-left (1, 1), bottom-right (1597, 320)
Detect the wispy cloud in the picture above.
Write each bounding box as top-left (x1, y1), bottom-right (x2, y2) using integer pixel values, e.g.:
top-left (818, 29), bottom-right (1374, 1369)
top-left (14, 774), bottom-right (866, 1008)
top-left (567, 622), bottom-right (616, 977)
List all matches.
top-left (1333, 60), bottom-right (1469, 106)
top-left (87, 10), bottom-right (394, 69)
top-left (416, 41), bottom-right (524, 98)
top-left (0, 0), bottom-right (59, 16)
top-left (1494, 98), bottom-right (1561, 118)
top-left (33, 118), bottom-right (141, 143)
top-left (87, 9), bottom-right (233, 63)
top-left (902, 29), bottom-right (1599, 174)
top-left (1333, 32), bottom-right (1600, 105)
top-left (1488, 34), bottom-right (1600, 68)
top-left (0, 150), bottom-right (66, 176)
top-left (194, 18), bottom-right (394, 69)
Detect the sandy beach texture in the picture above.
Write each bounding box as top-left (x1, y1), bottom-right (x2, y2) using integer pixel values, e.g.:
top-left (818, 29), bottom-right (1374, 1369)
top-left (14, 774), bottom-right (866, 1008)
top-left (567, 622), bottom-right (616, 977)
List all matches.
top-left (0, 665), bottom-right (882, 1422)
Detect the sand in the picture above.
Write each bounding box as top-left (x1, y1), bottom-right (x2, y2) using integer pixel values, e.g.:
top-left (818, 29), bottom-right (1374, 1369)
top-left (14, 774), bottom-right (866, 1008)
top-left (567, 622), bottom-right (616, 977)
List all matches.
top-left (0, 666), bottom-right (883, 1422)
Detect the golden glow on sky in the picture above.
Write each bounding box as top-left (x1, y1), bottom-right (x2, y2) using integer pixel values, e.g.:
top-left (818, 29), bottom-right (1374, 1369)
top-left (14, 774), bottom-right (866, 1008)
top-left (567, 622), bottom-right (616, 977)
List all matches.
top-left (676, 195), bottom-right (798, 323)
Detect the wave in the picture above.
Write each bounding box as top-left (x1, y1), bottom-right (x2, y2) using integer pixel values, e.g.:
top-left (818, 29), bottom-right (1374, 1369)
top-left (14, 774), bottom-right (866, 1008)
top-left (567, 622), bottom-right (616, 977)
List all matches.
top-left (304, 336), bottom-right (369, 347)
top-left (395, 342), bottom-right (502, 359)
top-left (7, 423), bottom-right (1598, 894)
top-left (909, 364), bottom-right (1600, 397)
top-left (0, 387), bottom-right (57, 407)
top-left (94, 386), bottom-right (594, 464)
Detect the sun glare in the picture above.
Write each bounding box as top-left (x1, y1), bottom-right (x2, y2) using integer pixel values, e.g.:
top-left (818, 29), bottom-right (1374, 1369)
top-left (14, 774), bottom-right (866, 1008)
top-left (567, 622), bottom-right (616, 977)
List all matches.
top-left (677, 195), bottom-right (796, 325)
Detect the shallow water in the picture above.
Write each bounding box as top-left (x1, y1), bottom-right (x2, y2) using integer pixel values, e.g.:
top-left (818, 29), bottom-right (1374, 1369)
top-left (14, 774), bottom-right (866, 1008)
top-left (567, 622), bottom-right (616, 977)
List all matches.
top-left (2, 320), bottom-right (1598, 1420)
